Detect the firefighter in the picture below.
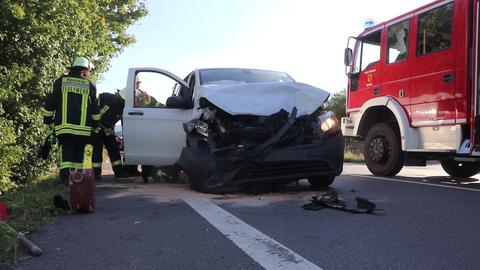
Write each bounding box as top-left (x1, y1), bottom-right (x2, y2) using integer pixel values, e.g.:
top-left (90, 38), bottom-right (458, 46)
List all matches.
top-left (134, 79), bottom-right (163, 107)
top-left (41, 57), bottom-right (100, 184)
top-left (91, 92), bottom-right (128, 179)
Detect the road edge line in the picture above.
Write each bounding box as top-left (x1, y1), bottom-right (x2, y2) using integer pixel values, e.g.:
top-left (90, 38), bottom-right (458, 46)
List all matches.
top-left (353, 174), bottom-right (480, 192)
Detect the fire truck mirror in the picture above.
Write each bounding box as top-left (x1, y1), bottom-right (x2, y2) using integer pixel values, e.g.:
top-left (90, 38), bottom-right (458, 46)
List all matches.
top-left (344, 48), bottom-right (353, 66)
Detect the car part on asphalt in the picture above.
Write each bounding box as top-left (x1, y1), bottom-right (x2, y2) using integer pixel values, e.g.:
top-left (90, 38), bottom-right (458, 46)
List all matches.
top-left (302, 192), bottom-right (380, 214)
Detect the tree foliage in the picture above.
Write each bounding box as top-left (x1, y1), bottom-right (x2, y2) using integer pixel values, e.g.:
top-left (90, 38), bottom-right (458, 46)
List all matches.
top-left (0, 0), bottom-right (147, 192)
top-left (324, 89), bottom-right (346, 119)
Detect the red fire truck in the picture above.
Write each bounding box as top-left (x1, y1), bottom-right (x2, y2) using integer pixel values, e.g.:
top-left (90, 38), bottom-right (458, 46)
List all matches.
top-left (342, 0), bottom-right (480, 177)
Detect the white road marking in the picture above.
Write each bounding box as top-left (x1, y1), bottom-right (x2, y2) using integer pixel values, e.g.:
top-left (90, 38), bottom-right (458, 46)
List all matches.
top-left (184, 197), bottom-right (322, 270)
top-left (354, 174), bottom-right (480, 192)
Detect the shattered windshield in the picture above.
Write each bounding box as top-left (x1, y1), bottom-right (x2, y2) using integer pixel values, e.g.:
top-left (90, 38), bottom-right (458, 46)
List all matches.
top-left (199, 68), bottom-right (295, 85)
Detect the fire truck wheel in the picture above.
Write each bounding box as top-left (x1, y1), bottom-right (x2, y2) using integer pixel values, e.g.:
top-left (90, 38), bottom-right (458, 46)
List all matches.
top-left (308, 175), bottom-right (335, 188)
top-left (440, 159), bottom-right (480, 178)
top-left (364, 123), bottom-right (404, 176)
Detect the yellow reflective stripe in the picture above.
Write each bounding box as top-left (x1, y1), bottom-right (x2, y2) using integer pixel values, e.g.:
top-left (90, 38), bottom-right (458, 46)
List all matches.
top-left (56, 129), bottom-right (91, 136)
top-left (80, 90), bottom-right (88, 126)
top-left (92, 113), bottom-right (101, 121)
top-left (60, 162), bottom-right (83, 169)
top-left (59, 162), bottom-right (83, 169)
top-left (72, 162), bottom-right (83, 169)
top-left (62, 90), bottom-right (67, 126)
top-left (98, 105), bottom-right (110, 117)
top-left (41, 108), bottom-right (55, 116)
top-left (92, 163), bottom-right (102, 168)
top-left (55, 124), bottom-right (91, 132)
top-left (112, 160), bottom-right (122, 166)
top-left (60, 162), bottom-right (76, 169)
top-left (62, 86), bottom-right (89, 95)
top-left (62, 77), bottom-right (89, 84)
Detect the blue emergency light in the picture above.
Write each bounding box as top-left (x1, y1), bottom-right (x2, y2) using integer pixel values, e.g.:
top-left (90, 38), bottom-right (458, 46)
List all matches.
top-left (364, 19), bottom-right (376, 29)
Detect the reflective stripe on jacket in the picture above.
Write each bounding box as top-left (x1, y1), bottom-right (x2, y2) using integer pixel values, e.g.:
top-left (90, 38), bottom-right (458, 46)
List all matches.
top-left (42, 74), bottom-right (99, 136)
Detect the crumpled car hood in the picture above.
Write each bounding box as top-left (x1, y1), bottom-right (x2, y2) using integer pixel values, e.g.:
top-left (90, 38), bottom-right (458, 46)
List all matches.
top-left (193, 82), bottom-right (330, 118)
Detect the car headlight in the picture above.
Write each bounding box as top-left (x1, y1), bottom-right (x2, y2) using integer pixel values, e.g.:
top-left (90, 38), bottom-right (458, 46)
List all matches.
top-left (183, 119), bottom-right (209, 137)
top-left (318, 111), bottom-right (340, 137)
top-left (195, 120), bottom-right (209, 137)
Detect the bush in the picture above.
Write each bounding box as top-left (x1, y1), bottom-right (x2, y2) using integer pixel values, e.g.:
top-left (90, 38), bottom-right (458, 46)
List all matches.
top-left (0, 0), bottom-right (147, 193)
top-left (324, 89), bottom-right (346, 119)
top-left (0, 107), bottom-right (21, 192)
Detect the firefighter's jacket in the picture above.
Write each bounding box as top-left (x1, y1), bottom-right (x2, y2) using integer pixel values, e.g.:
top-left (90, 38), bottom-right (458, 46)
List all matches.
top-left (97, 92), bottom-right (125, 134)
top-left (41, 74), bottom-right (100, 137)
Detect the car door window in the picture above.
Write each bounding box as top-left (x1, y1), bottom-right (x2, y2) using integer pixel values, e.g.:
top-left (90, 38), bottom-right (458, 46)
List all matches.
top-left (134, 71), bottom-right (181, 108)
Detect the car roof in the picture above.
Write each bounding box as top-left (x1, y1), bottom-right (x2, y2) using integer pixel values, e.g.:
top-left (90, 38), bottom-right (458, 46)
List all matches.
top-left (195, 67), bottom-right (288, 74)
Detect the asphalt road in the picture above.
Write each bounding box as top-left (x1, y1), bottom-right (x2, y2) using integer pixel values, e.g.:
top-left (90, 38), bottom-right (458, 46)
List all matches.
top-left (12, 163), bottom-right (480, 270)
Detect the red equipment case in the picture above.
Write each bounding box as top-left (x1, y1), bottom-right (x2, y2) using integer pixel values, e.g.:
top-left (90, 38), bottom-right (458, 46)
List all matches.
top-left (69, 169), bottom-right (95, 213)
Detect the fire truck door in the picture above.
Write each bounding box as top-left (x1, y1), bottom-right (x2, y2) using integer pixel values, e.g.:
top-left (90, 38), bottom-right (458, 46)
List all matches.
top-left (474, 0), bottom-right (480, 148)
top-left (348, 30), bottom-right (383, 110)
top-left (410, 2), bottom-right (456, 126)
top-left (382, 18), bottom-right (412, 109)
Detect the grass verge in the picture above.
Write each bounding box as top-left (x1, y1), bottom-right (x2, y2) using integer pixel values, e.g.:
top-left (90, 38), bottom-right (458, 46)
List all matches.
top-left (0, 176), bottom-right (68, 267)
top-left (344, 150), bottom-right (364, 162)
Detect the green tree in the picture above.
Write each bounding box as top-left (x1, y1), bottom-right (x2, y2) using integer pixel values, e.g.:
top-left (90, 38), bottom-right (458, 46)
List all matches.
top-left (0, 0), bottom-right (147, 192)
top-left (324, 89), bottom-right (346, 119)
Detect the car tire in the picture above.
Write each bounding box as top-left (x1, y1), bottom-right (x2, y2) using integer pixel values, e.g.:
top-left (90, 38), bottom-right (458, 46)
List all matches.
top-left (363, 122), bottom-right (404, 176)
top-left (440, 158), bottom-right (480, 178)
top-left (308, 175), bottom-right (335, 188)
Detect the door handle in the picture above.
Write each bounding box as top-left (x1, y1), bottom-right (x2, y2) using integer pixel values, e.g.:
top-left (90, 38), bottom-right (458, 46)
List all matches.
top-left (128, 111), bottom-right (144, 116)
top-left (443, 74), bottom-right (453, 82)
top-left (373, 88), bottom-right (381, 95)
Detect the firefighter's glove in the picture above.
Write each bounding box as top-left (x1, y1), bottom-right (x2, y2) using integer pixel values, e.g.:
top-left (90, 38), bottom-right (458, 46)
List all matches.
top-left (38, 139), bottom-right (52, 160)
top-left (38, 132), bottom-right (56, 160)
top-left (104, 128), bottom-right (113, 136)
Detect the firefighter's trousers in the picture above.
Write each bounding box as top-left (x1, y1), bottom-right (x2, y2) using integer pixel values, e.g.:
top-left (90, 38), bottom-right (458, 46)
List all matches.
top-left (58, 136), bottom-right (89, 184)
top-left (92, 130), bottom-right (123, 177)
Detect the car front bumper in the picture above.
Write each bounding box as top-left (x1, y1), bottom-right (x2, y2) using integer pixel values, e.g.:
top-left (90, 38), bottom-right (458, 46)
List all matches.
top-left (178, 132), bottom-right (344, 193)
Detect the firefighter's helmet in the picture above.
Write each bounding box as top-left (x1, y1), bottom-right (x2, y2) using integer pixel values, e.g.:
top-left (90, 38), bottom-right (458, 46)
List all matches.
top-left (72, 57), bottom-right (94, 70)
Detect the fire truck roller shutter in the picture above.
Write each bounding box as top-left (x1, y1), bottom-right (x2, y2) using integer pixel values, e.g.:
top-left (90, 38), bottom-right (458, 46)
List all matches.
top-left (354, 96), bottom-right (419, 151)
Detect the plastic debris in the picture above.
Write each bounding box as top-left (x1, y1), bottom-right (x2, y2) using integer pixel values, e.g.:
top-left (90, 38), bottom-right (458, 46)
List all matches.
top-left (302, 192), bottom-right (381, 214)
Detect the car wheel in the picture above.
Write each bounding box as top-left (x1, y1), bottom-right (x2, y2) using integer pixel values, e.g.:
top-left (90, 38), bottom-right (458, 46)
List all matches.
top-left (440, 158), bottom-right (480, 178)
top-left (363, 123), bottom-right (404, 176)
top-left (308, 175), bottom-right (335, 188)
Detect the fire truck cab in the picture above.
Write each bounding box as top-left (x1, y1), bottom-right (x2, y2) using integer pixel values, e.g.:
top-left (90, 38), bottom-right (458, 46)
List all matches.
top-left (342, 0), bottom-right (480, 177)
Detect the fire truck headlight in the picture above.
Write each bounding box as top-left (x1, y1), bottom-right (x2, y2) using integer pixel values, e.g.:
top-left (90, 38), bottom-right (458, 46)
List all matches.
top-left (318, 111), bottom-right (340, 137)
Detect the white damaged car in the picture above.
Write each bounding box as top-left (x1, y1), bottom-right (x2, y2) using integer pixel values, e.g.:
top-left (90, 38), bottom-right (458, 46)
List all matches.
top-left (121, 68), bottom-right (344, 193)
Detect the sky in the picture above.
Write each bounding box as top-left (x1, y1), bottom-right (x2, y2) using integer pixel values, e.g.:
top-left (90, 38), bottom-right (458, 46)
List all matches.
top-left (97, 0), bottom-right (434, 95)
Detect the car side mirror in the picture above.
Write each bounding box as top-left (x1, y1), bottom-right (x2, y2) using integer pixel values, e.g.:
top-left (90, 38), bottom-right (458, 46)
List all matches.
top-left (166, 96), bottom-right (188, 109)
top-left (344, 48), bottom-right (353, 66)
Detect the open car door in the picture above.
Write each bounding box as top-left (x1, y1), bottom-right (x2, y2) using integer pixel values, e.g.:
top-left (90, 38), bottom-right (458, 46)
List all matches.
top-left (122, 68), bottom-right (192, 165)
